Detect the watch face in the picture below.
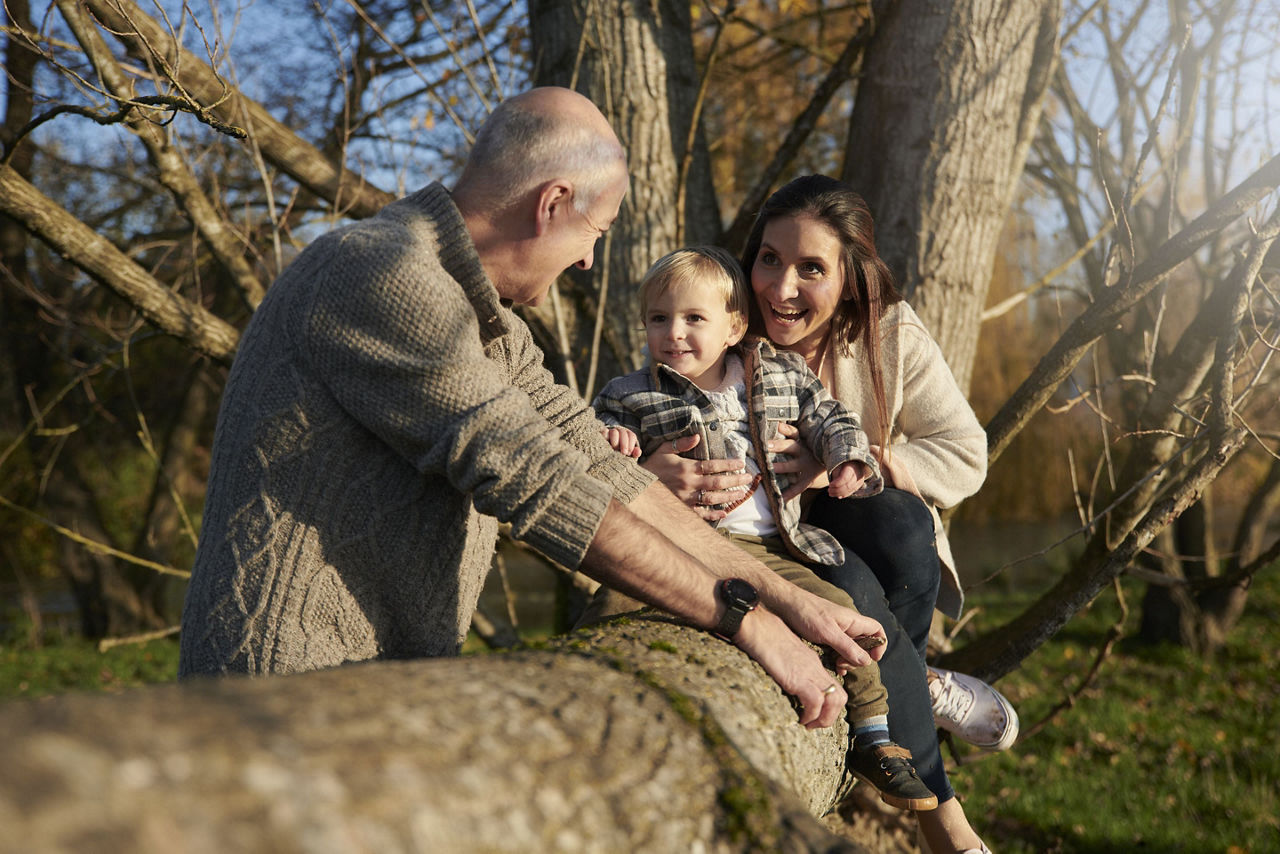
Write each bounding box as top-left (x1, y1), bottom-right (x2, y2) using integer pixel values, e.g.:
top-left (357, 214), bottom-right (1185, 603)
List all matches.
top-left (722, 578), bottom-right (758, 609)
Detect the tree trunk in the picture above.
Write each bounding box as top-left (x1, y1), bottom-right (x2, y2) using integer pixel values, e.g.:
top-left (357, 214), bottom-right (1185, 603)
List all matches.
top-left (529, 0), bottom-right (719, 385)
top-left (0, 615), bottom-right (870, 854)
top-left (843, 0), bottom-right (1060, 390)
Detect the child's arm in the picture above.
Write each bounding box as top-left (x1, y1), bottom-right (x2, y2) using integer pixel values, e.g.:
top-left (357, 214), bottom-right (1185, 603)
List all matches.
top-left (602, 425), bottom-right (642, 458)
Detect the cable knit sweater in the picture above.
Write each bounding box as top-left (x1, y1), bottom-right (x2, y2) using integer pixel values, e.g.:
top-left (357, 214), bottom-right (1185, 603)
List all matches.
top-left (828, 302), bottom-right (987, 618)
top-left (179, 182), bottom-right (652, 676)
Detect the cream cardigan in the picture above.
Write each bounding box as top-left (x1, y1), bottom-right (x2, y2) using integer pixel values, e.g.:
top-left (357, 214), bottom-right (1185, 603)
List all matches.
top-left (828, 302), bottom-right (987, 618)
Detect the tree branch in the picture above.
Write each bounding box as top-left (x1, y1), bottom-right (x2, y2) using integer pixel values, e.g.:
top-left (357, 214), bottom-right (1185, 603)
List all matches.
top-left (0, 164), bottom-right (239, 363)
top-left (986, 151), bottom-right (1280, 464)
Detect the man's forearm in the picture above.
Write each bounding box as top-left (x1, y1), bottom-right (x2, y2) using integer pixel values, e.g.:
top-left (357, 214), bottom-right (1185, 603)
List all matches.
top-left (624, 482), bottom-right (815, 611)
top-left (579, 497), bottom-right (720, 628)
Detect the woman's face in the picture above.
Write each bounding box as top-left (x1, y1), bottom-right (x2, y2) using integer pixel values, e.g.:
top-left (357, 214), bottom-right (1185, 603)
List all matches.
top-left (750, 213), bottom-right (848, 362)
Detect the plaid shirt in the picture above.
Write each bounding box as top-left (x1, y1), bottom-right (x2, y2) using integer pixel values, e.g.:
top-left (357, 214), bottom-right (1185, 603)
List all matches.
top-left (593, 338), bottom-right (882, 566)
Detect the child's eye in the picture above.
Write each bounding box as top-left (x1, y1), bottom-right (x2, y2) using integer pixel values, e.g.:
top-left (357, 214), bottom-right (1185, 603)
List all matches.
top-left (647, 313), bottom-right (667, 324)
top-left (687, 313), bottom-right (704, 323)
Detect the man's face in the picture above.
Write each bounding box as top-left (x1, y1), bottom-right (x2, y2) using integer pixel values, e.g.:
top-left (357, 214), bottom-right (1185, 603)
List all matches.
top-left (511, 168), bottom-right (628, 307)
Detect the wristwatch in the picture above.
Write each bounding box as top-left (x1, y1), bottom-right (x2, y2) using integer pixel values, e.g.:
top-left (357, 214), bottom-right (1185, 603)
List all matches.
top-left (714, 578), bottom-right (759, 640)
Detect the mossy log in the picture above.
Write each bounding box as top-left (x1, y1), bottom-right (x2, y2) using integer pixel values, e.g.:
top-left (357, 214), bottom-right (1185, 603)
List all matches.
top-left (0, 613), bottom-right (869, 853)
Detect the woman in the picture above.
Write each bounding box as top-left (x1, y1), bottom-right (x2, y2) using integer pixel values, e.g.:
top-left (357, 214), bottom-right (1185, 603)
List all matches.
top-left (645, 175), bottom-right (1007, 853)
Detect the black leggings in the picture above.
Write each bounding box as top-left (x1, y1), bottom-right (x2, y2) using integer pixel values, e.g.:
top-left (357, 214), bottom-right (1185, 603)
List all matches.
top-left (808, 487), bottom-right (954, 801)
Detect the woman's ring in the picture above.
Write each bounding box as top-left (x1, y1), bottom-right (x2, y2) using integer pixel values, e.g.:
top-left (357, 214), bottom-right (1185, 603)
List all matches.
top-left (822, 683), bottom-right (839, 696)
top-left (697, 489), bottom-right (705, 506)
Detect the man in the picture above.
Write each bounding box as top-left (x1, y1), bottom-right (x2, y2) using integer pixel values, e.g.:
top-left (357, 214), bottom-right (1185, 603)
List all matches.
top-left (179, 87), bottom-right (884, 728)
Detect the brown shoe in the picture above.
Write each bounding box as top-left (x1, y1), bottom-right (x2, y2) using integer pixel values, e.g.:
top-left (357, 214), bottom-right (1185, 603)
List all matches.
top-left (847, 742), bottom-right (939, 811)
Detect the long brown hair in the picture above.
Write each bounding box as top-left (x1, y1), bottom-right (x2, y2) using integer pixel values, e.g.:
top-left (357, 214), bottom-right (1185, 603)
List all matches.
top-left (740, 175), bottom-right (904, 446)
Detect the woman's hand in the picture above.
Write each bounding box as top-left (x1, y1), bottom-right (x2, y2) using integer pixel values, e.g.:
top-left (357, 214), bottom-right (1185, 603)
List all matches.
top-left (768, 422), bottom-right (828, 500)
top-left (640, 434), bottom-right (753, 520)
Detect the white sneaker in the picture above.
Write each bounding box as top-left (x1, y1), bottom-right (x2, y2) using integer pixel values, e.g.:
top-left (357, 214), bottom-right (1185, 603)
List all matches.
top-left (927, 666), bottom-right (1019, 752)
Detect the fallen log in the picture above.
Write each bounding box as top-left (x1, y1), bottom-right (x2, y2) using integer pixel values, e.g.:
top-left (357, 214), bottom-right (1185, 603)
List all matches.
top-left (0, 613), bottom-right (870, 853)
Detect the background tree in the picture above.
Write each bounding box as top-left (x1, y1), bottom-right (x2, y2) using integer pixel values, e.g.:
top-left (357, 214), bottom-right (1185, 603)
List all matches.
top-left (1, 0), bottom-right (1277, 710)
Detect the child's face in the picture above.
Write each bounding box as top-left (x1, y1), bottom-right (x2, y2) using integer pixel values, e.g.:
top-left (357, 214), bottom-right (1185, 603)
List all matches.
top-left (645, 279), bottom-right (744, 389)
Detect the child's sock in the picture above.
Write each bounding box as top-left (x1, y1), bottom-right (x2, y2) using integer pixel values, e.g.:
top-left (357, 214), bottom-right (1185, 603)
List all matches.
top-left (852, 714), bottom-right (891, 749)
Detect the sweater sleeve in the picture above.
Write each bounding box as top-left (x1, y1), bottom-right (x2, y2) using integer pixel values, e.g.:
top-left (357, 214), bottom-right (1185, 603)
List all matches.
top-left (498, 317), bottom-right (654, 505)
top-left (300, 224), bottom-right (613, 570)
top-left (888, 322), bottom-right (987, 510)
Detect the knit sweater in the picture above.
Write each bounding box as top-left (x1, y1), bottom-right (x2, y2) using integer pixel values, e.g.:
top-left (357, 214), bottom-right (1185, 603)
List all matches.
top-left (828, 302), bottom-right (987, 618)
top-left (593, 338), bottom-right (882, 567)
top-left (179, 182), bottom-right (653, 676)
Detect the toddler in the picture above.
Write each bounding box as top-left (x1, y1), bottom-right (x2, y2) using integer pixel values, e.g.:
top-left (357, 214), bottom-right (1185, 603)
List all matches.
top-left (593, 246), bottom-right (937, 812)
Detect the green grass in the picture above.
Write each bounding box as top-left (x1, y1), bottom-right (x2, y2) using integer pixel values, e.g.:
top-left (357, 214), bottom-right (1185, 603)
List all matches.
top-left (0, 630), bottom-right (180, 699)
top-left (3, 574), bottom-right (1277, 853)
top-left (951, 573), bottom-right (1279, 854)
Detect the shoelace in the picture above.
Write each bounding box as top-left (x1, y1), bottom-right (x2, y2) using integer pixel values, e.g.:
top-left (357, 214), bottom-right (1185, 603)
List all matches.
top-left (930, 673), bottom-right (975, 721)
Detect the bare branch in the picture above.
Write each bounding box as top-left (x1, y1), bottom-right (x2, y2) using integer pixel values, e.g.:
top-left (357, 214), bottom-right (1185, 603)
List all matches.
top-left (986, 151), bottom-right (1280, 464)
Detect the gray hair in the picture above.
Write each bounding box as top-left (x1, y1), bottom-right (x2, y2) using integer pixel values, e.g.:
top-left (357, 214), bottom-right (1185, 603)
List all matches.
top-left (463, 97), bottom-right (626, 214)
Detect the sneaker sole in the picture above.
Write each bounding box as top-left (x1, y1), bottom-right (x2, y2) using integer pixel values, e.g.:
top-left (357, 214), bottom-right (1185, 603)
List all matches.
top-left (849, 769), bottom-right (939, 812)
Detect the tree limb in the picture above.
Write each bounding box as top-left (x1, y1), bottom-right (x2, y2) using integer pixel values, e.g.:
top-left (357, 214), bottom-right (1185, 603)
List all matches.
top-left (82, 0), bottom-right (395, 219)
top-left (0, 164), bottom-right (239, 363)
top-left (986, 151), bottom-right (1280, 464)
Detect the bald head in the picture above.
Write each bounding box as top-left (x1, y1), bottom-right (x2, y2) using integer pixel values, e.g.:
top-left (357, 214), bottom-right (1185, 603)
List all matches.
top-left (454, 87), bottom-right (627, 217)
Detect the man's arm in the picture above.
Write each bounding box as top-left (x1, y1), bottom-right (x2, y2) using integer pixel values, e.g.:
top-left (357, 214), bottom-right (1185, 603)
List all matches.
top-left (581, 495), bottom-right (862, 729)
top-left (615, 483), bottom-right (888, 667)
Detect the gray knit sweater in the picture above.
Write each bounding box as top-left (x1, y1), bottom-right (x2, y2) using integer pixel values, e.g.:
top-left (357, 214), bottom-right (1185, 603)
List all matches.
top-left (179, 183), bottom-right (652, 676)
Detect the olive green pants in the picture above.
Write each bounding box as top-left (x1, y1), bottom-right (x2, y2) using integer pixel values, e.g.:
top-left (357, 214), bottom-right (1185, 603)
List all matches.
top-left (578, 531), bottom-right (890, 720)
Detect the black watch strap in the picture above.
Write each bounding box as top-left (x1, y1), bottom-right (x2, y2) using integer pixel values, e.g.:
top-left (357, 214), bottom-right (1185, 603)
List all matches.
top-left (714, 578), bottom-right (759, 640)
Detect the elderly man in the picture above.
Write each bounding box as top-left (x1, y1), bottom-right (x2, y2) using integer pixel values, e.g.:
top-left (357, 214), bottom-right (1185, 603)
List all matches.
top-left (179, 87), bottom-right (884, 727)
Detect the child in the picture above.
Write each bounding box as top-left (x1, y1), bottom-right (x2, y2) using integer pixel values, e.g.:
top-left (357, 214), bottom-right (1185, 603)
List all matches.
top-left (592, 246), bottom-right (937, 812)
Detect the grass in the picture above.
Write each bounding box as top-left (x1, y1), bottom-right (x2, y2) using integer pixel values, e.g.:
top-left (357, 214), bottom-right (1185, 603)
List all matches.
top-left (0, 626), bottom-right (181, 699)
top-left (950, 572), bottom-right (1279, 854)
top-left (2, 573), bottom-right (1277, 853)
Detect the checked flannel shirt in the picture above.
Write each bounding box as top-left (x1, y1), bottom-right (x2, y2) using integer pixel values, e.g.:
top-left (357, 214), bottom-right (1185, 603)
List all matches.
top-left (592, 337), bottom-right (882, 566)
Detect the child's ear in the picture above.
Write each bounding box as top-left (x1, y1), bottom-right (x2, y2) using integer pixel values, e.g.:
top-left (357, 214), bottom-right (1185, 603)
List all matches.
top-left (728, 317), bottom-right (748, 346)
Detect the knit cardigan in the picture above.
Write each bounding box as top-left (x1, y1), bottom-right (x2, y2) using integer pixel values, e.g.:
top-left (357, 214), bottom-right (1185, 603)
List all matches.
top-left (179, 182), bottom-right (652, 676)
top-left (828, 302), bottom-right (987, 618)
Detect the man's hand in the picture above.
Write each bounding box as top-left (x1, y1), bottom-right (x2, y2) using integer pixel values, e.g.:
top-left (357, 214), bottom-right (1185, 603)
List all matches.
top-left (732, 605), bottom-right (850, 728)
top-left (827, 461), bottom-right (870, 499)
top-left (640, 434), bottom-right (753, 520)
top-left (602, 425), bottom-right (641, 458)
top-left (767, 422), bottom-right (828, 500)
top-left (762, 585), bottom-right (887, 675)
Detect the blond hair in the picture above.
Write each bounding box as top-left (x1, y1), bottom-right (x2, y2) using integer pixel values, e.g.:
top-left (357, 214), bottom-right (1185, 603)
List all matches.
top-left (639, 246), bottom-right (750, 331)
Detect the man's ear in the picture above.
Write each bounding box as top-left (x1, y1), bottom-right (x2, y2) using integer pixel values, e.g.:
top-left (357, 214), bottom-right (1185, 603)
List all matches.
top-left (534, 179), bottom-right (574, 237)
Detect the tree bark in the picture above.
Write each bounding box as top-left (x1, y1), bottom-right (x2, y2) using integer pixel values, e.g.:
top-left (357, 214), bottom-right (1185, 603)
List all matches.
top-left (844, 0), bottom-right (1061, 390)
top-left (529, 0), bottom-right (719, 380)
top-left (0, 615), bottom-right (869, 854)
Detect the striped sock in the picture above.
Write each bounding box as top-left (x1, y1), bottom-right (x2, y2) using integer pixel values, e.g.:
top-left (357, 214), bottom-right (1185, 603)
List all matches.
top-left (853, 714), bottom-right (891, 748)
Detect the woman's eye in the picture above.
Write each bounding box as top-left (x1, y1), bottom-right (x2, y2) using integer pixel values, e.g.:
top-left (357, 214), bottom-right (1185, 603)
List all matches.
top-left (760, 252), bottom-right (778, 266)
top-left (802, 262), bottom-right (825, 276)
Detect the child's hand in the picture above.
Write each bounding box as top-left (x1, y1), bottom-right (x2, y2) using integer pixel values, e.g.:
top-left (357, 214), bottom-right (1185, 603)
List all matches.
top-left (602, 426), bottom-right (641, 458)
top-left (827, 461), bottom-right (869, 498)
